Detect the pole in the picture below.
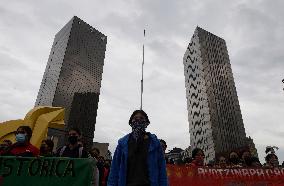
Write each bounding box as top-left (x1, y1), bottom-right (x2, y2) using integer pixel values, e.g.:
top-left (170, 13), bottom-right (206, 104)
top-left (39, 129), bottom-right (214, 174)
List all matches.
top-left (140, 30), bottom-right (145, 110)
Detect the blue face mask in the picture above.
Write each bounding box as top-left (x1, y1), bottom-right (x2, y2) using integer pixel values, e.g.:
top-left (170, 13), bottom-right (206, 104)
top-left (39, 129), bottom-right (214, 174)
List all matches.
top-left (16, 133), bottom-right (26, 143)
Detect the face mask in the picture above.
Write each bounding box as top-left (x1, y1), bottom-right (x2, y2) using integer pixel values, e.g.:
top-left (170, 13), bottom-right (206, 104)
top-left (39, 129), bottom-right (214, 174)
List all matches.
top-left (40, 145), bottom-right (47, 153)
top-left (244, 157), bottom-right (251, 165)
top-left (130, 120), bottom-right (148, 141)
top-left (68, 136), bottom-right (78, 145)
top-left (16, 133), bottom-right (26, 143)
top-left (196, 156), bottom-right (204, 165)
top-left (230, 157), bottom-right (239, 164)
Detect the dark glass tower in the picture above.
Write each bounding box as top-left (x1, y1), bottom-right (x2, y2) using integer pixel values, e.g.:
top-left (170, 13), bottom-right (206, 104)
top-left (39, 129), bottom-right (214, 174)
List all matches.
top-left (183, 27), bottom-right (247, 162)
top-left (35, 16), bottom-right (107, 149)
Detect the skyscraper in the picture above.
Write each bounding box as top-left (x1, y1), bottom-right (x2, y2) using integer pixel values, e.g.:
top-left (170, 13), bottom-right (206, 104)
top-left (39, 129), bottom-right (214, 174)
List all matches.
top-left (35, 16), bottom-right (107, 149)
top-left (183, 27), bottom-right (247, 162)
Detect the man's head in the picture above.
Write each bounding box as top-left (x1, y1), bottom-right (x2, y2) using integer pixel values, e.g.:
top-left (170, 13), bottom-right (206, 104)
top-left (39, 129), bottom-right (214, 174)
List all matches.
top-left (229, 151), bottom-right (239, 159)
top-left (129, 110), bottom-right (150, 126)
top-left (229, 151), bottom-right (240, 165)
top-left (160, 139), bottom-right (167, 153)
top-left (241, 150), bottom-right (251, 160)
top-left (104, 160), bottom-right (111, 168)
top-left (192, 148), bottom-right (204, 159)
top-left (40, 139), bottom-right (54, 155)
top-left (90, 147), bottom-right (100, 159)
top-left (68, 128), bottom-right (81, 145)
top-left (218, 155), bottom-right (227, 168)
top-left (241, 150), bottom-right (251, 165)
top-left (129, 110), bottom-right (150, 140)
top-left (192, 148), bottom-right (205, 166)
top-left (15, 126), bottom-right (32, 143)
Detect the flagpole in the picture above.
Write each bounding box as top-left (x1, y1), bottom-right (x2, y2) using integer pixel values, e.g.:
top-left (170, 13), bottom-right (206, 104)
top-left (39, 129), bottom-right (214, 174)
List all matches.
top-left (140, 30), bottom-right (145, 110)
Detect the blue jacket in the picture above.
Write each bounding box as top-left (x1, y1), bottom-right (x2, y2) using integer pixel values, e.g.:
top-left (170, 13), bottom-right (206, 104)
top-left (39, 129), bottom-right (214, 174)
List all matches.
top-left (107, 133), bottom-right (168, 186)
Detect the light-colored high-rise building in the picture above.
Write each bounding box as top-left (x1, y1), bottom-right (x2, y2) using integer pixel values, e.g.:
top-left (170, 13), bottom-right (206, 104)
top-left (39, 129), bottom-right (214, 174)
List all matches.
top-left (183, 27), bottom-right (247, 162)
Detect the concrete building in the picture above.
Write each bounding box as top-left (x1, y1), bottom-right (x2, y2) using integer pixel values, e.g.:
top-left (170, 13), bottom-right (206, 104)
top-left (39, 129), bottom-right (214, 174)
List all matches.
top-left (180, 146), bottom-right (192, 161)
top-left (166, 147), bottom-right (184, 164)
top-left (246, 136), bottom-right (258, 158)
top-left (35, 16), bottom-right (107, 149)
top-left (183, 27), bottom-right (247, 162)
top-left (92, 142), bottom-right (110, 159)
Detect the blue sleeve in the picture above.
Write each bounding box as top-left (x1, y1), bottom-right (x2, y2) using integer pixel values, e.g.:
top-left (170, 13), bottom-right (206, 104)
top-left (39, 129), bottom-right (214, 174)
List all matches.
top-left (158, 143), bottom-right (168, 186)
top-left (107, 142), bottom-right (122, 186)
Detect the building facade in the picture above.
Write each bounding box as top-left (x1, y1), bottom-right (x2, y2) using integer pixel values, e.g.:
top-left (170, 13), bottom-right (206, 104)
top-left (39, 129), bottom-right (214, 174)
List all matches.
top-left (92, 142), bottom-right (110, 159)
top-left (166, 147), bottom-right (184, 164)
top-left (35, 16), bottom-right (107, 149)
top-left (180, 146), bottom-right (192, 162)
top-left (246, 136), bottom-right (258, 158)
top-left (183, 27), bottom-right (247, 162)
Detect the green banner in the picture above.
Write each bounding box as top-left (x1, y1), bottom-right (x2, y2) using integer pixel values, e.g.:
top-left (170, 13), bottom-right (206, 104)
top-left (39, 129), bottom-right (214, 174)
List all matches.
top-left (0, 156), bottom-right (94, 186)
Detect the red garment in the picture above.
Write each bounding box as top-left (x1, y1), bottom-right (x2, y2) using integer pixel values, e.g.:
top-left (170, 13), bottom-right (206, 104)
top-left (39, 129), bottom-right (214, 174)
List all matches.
top-left (9, 142), bottom-right (40, 157)
top-left (102, 167), bottom-right (110, 186)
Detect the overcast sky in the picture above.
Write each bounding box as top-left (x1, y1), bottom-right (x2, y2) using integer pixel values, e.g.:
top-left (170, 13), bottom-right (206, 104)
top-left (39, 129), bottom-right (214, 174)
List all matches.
top-left (0, 0), bottom-right (283, 163)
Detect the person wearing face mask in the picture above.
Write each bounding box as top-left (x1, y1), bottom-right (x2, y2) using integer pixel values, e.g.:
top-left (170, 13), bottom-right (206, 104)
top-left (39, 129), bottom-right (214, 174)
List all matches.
top-left (108, 110), bottom-right (168, 186)
top-left (7, 126), bottom-right (39, 157)
top-left (228, 151), bottom-right (242, 168)
top-left (240, 150), bottom-right (252, 167)
top-left (264, 153), bottom-right (279, 168)
top-left (56, 128), bottom-right (88, 158)
top-left (190, 148), bottom-right (205, 167)
top-left (216, 155), bottom-right (228, 168)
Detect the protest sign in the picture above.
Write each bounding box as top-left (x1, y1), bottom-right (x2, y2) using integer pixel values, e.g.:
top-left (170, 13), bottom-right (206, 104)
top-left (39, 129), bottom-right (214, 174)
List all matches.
top-left (0, 156), bottom-right (93, 186)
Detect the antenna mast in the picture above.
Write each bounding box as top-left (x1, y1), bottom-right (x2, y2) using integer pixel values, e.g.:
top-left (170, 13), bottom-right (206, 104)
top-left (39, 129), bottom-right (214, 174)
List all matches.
top-left (140, 30), bottom-right (145, 110)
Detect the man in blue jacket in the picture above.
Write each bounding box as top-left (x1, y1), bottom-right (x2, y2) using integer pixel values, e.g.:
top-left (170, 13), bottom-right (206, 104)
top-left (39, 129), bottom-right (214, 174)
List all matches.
top-left (108, 110), bottom-right (168, 186)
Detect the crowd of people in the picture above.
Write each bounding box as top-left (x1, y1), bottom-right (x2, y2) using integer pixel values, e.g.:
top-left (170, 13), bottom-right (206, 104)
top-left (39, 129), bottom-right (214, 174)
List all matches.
top-left (0, 109), bottom-right (283, 186)
top-left (0, 126), bottom-right (111, 186)
top-left (181, 148), bottom-right (283, 169)
top-left (160, 141), bottom-right (284, 169)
